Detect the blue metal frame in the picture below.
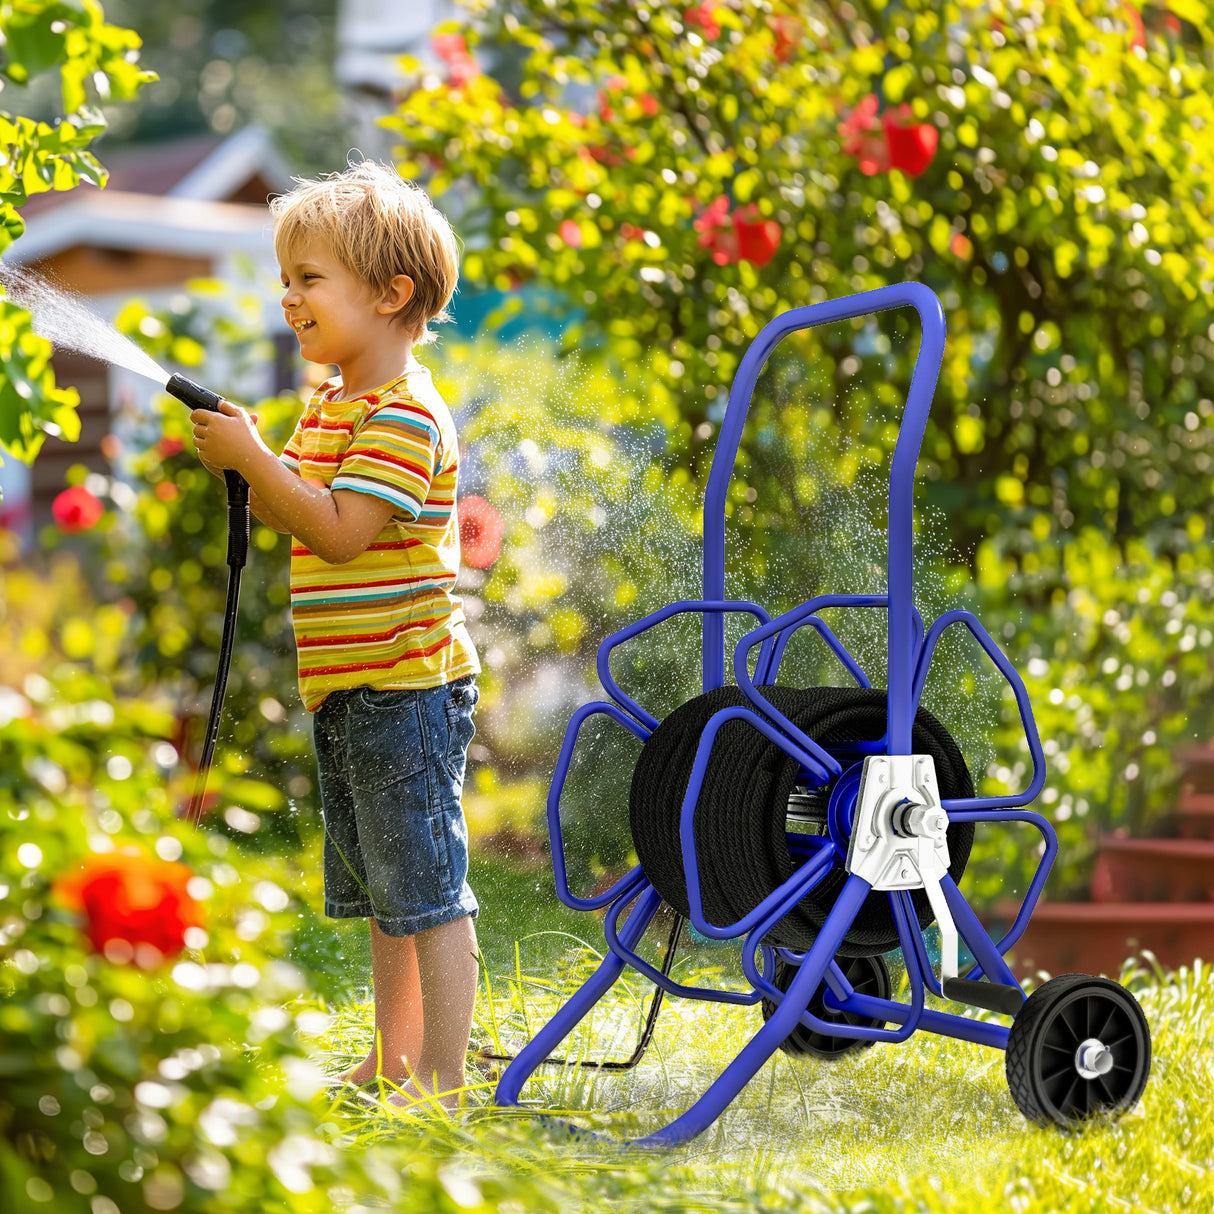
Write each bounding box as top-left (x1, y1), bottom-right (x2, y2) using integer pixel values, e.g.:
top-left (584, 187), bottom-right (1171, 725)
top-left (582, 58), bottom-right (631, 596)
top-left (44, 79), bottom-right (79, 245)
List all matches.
top-left (496, 283), bottom-right (1053, 1147)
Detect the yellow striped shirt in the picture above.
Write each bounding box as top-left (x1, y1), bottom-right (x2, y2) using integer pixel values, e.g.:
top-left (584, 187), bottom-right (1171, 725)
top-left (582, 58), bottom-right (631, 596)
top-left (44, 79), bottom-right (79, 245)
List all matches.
top-left (280, 364), bottom-right (479, 711)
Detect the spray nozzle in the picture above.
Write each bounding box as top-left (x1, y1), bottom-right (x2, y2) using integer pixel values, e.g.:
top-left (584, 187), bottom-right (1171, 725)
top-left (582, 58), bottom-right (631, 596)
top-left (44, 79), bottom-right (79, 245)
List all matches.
top-left (166, 373), bottom-right (222, 412)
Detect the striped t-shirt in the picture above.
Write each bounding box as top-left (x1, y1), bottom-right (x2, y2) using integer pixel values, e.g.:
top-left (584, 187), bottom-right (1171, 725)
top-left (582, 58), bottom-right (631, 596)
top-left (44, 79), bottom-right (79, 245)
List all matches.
top-left (279, 364), bottom-right (480, 711)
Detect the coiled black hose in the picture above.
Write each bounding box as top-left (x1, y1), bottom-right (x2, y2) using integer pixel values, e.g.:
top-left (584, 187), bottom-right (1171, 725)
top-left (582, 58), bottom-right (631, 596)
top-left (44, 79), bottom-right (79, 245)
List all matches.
top-left (628, 685), bottom-right (974, 956)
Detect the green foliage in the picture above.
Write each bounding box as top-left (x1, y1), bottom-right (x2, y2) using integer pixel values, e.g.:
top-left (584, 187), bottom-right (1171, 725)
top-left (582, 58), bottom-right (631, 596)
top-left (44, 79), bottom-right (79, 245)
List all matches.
top-left (389, 0), bottom-right (1214, 550)
top-left (0, 0), bottom-right (154, 465)
top-left (969, 526), bottom-right (1214, 899)
top-left (385, 0), bottom-right (1214, 892)
top-left (0, 652), bottom-right (585, 1212)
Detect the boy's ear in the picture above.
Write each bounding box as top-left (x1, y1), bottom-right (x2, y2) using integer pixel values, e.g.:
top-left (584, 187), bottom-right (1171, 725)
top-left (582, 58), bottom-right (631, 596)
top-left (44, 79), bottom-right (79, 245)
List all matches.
top-left (377, 274), bottom-right (415, 317)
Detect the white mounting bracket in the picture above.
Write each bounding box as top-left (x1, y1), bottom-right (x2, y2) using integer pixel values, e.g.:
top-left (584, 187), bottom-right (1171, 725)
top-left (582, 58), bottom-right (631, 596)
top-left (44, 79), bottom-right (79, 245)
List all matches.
top-left (846, 754), bottom-right (958, 985)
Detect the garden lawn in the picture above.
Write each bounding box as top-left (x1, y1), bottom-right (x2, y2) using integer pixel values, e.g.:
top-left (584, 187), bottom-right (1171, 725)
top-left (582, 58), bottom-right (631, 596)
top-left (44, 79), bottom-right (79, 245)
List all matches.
top-left (308, 856), bottom-right (1213, 1213)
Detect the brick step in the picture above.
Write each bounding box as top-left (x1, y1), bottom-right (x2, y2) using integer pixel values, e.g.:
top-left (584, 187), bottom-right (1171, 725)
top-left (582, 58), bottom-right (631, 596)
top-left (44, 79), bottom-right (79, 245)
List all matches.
top-left (1177, 789), bottom-right (1214, 839)
top-left (1091, 835), bottom-right (1214, 903)
top-left (986, 901), bottom-right (1214, 979)
top-left (1178, 742), bottom-right (1214, 791)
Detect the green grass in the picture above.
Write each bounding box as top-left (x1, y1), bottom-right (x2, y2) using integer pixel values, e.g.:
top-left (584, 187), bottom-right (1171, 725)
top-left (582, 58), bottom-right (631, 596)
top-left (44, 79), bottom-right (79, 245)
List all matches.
top-left (299, 853), bottom-right (1214, 1213)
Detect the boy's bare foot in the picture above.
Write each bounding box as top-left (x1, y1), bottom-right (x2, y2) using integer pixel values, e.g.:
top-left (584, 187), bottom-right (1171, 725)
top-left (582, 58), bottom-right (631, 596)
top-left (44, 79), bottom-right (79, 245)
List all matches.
top-left (384, 1077), bottom-right (462, 1113)
top-left (334, 1053), bottom-right (408, 1088)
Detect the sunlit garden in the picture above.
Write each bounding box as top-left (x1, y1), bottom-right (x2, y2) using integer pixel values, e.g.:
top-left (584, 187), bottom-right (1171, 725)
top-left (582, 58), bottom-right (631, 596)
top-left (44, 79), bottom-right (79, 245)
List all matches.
top-left (2, 1), bottom-right (1214, 1211)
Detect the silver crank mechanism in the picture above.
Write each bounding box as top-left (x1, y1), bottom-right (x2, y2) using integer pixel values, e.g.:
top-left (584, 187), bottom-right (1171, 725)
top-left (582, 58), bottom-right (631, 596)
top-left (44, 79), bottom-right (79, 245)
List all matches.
top-left (846, 755), bottom-right (959, 985)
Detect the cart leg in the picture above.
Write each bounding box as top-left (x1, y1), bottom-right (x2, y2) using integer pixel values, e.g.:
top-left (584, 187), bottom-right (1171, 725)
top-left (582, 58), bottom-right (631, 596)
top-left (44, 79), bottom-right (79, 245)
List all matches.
top-left (631, 874), bottom-right (871, 1148)
top-left (495, 885), bottom-right (663, 1107)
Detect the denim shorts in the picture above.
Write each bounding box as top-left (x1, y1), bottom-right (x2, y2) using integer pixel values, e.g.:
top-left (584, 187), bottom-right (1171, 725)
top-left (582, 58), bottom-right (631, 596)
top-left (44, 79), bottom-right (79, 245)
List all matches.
top-left (312, 676), bottom-right (480, 936)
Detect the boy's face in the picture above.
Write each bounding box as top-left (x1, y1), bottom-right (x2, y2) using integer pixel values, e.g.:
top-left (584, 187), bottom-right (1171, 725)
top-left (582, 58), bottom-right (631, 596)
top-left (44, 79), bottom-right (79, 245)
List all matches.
top-left (279, 238), bottom-right (390, 370)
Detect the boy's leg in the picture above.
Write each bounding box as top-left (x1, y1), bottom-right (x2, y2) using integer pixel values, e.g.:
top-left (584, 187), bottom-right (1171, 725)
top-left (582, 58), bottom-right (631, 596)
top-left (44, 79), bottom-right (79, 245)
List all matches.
top-left (389, 913), bottom-right (478, 1109)
top-left (339, 917), bottom-right (424, 1085)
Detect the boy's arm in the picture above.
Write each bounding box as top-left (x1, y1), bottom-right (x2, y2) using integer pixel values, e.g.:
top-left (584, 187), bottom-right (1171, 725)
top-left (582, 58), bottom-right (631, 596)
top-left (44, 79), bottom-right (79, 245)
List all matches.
top-left (191, 400), bottom-right (398, 563)
top-left (198, 449), bottom-right (292, 534)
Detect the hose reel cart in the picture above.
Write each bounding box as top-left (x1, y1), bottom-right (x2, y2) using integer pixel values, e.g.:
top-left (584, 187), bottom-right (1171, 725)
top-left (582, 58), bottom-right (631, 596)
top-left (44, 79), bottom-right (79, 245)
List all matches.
top-left (495, 283), bottom-right (1151, 1147)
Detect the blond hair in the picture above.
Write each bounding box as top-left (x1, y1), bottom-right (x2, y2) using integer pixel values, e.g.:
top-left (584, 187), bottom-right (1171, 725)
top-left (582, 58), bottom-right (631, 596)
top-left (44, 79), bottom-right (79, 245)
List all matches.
top-left (270, 161), bottom-right (459, 346)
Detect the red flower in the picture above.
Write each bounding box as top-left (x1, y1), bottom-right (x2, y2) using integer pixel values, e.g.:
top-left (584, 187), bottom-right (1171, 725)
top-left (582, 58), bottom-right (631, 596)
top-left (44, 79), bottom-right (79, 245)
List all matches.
top-left (54, 850), bottom-right (204, 965)
top-left (157, 437), bottom-right (184, 458)
top-left (458, 495), bottom-right (503, 569)
top-left (950, 232), bottom-right (973, 260)
top-left (432, 31), bottom-right (479, 88)
top-left (840, 94), bottom-right (938, 178)
top-left (52, 485), bottom-right (104, 533)
top-left (882, 105), bottom-right (939, 177)
top-left (768, 14), bottom-right (803, 63)
top-left (695, 196), bottom-right (781, 267)
top-left (684, 4), bottom-right (721, 40)
top-left (1123, 2), bottom-right (1145, 48)
top-left (839, 94), bottom-right (889, 175)
top-left (694, 195), bottom-right (736, 265)
top-left (559, 219), bottom-right (583, 248)
top-left (640, 93), bottom-right (659, 117)
top-left (432, 32), bottom-right (467, 61)
top-left (732, 205), bottom-right (782, 267)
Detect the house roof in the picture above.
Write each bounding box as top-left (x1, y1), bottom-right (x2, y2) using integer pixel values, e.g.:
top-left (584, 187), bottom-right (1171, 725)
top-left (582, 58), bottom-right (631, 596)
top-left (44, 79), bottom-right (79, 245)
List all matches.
top-left (5, 191), bottom-right (273, 265)
top-left (7, 127), bottom-right (292, 265)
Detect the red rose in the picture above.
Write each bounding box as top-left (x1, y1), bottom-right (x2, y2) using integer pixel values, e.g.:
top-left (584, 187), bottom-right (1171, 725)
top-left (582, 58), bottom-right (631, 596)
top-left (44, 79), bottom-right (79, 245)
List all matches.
top-left (732, 205), bottom-right (782, 267)
top-left (695, 196), bottom-right (781, 267)
top-left (458, 495), bottom-right (503, 569)
top-left (52, 485), bottom-right (104, 533)
top-left (839, 94), bottom-right (889, 175)
top-left (882, 105), bottom-right (939, 177)
top-left (840, 94), bottom-right (938, 178)
top-left (695, 195), bottom-right (737, 265)
top-left (54, 850), bottom-right (204, 965)
top-left (1123, 2), bottom-right (1146, 48)
top-left (768, 14), bottom-right (803, 63)
top-left (432, 31), bottom-right (479, 87)
top-left (432, 32), bottom-right (467, 61)
top-left (684, 4), bottom-right (721, 40)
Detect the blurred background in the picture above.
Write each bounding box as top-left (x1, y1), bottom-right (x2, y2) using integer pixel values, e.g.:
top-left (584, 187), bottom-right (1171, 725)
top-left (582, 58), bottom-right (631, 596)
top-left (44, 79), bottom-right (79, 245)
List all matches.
top-left (3, 0), bottom-right (1214, 998)
top-left (2, 3), bottom-right (1214, 1209)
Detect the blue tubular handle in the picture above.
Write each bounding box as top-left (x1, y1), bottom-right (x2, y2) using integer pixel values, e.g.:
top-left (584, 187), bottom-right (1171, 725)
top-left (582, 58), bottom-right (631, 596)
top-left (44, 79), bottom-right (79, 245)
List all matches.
top-left (546, 700), bottom-right (651, 912)
top-left (913, 609), bottom-right (1047, 809)
top-left (596, 599), bottom-right (775, 733)
top-left (702, 283), bottom-right (947, 756)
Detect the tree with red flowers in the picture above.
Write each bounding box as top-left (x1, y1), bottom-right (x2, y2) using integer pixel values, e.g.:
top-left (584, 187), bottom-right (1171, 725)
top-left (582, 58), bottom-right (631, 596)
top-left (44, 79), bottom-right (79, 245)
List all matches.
top-left (387, 0), bottom-right (1214, 559)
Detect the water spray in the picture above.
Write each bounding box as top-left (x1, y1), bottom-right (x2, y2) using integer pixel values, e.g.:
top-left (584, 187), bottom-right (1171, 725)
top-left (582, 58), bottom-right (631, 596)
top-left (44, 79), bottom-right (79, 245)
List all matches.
top-left (1, 265), bottom-right (249, 827)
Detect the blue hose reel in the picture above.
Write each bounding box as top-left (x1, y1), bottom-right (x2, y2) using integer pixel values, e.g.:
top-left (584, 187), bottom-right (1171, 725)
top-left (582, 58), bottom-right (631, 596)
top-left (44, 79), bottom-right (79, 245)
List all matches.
top-left (495, 283), bottom-right (1151, 1146)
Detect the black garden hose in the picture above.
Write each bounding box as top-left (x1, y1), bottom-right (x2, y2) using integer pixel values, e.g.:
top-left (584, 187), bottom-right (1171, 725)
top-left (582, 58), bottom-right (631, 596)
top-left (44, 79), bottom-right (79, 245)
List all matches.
top-left (628, 685), bottom-right (974, 956)
top-left (164, 376), bottom-right (251, 828)
top-left (185, 469), bottom-right (249, 826)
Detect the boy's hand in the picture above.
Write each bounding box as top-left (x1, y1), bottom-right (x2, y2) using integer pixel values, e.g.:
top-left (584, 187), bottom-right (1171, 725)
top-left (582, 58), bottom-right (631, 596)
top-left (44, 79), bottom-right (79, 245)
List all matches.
top-left (190, 400), bottom-right (265, 475)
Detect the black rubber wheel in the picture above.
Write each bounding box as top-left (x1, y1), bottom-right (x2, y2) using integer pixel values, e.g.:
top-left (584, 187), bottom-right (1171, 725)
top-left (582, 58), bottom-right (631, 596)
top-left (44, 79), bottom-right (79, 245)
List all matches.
top-left (760, 952), bottom-right (892, 1058)
top-left (1005, 973), bottom-right (1151, 1128)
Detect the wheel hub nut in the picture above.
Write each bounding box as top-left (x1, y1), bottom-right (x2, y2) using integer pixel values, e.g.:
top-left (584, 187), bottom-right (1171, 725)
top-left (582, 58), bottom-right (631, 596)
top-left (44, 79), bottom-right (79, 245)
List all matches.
top-left (1075, 1037), bottom-right (1114, 1080)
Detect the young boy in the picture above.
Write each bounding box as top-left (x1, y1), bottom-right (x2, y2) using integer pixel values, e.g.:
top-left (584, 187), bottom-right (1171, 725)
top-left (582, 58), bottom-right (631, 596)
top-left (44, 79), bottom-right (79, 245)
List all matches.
top-left (190, 162), bottom-right (480, 1111)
